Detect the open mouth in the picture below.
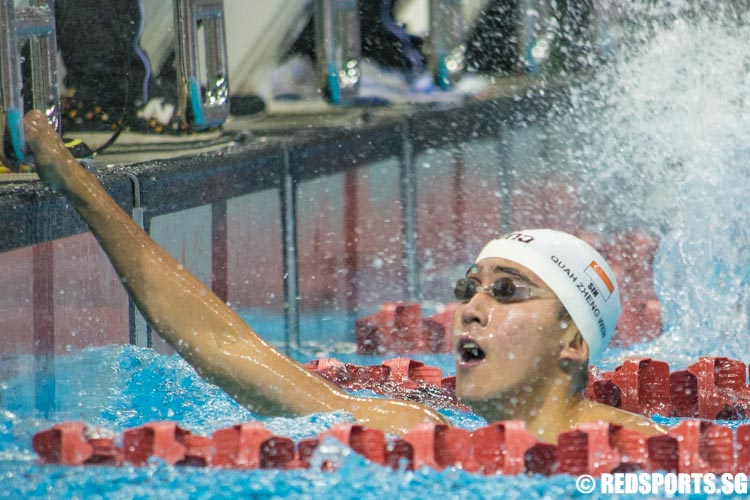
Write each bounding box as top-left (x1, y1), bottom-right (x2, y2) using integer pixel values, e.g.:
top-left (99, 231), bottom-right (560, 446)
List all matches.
top-left (457, 337), bottom-right (486, 365)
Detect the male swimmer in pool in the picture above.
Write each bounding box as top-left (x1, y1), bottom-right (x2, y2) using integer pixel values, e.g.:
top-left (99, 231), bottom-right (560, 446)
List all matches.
top-left (22, 110), bottom-right (663, 442)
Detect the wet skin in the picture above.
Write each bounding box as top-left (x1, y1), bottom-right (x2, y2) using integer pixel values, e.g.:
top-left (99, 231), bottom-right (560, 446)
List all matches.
top-left (454, 259), bottom-right (565, 404)
top-left (24, 110), bottom-right (664, 442)
top-left (453, 258), bottom-right (665, 442)
top-left (23, 110), bottom-right (446, 435)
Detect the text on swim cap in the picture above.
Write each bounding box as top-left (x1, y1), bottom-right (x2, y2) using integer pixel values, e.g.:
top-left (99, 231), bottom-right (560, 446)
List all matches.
top-left (502, 232), bottom-right (535, 243)
top-left (585, 261), bottom-right (614, 301)
top-left (551, 255), bottom-right (578, 283)
top-left (551, 255), bottom-right (608, 339)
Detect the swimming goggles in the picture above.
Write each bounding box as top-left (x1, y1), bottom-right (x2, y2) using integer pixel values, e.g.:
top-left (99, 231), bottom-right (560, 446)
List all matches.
top-left (453, 277), bottom-right (556, 304)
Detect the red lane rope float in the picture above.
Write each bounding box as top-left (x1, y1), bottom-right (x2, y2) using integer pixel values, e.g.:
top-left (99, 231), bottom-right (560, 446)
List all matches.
top-left (32, 419), bottom-right (750, 476)
top-left (33, 355), bottom-right (750, 475)
top-left (304, 355), bottom-right (750, 420)
top-left (356, 303), bottom-right (456, 354)
top-left (586, 356), bottom-right (750, 420)
top-left (301, 357), bottom-right (468, 411)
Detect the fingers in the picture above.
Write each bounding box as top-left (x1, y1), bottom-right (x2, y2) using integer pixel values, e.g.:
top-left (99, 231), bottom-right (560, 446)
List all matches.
top-left (23, 110), bottom-right (60, 140)
top-left (23, 109), bottom-right (46, 123)
top-left (22, 109), bottom-right (47, 143)
top-left (23, 110), bottom-right (68, 154)
top-left (23, 111), bottom-right (70, 160)
top-left (22, 111), bottom-right (76, 190)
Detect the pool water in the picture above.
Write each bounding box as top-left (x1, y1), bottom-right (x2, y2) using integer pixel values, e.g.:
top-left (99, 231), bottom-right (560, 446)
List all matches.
top-left (0, 345), bottom-right (575, 500)
top-left (5, 4), bottom-right (750, 499)
top-left (1, 342), bottom-right (748, 500)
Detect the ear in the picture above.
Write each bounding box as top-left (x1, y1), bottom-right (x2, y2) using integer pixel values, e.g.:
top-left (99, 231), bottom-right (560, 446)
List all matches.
top-left (559, 328), bottom-right (589, 365)
top-left (559, 328), bottom-right (590, 393)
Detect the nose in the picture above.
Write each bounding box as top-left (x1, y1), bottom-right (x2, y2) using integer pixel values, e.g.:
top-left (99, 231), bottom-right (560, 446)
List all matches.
top-left (460, 291), bottom-right (492, 327)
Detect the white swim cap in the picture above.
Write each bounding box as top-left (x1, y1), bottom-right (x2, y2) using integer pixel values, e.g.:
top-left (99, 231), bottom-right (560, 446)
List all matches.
top-left (475, 229), bottom-right (620, 364)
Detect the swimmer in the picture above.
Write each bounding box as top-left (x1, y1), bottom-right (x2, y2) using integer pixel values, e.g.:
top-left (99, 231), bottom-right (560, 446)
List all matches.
top-left (454, 231), bottom-right (664, 441)
top-left (23, 110), bottom-right (663, 441)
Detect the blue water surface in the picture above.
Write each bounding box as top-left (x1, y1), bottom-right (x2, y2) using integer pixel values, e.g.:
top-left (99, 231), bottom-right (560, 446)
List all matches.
top-left (0, 323), bottom-right (745, 499)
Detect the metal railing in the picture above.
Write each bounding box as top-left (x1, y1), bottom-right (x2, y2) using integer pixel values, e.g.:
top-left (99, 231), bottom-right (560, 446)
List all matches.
top-left (0, 87), bottom-right (555, 353)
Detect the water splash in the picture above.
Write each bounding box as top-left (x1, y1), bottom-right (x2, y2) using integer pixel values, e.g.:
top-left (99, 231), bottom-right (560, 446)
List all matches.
top-left (555, 4), bottom-right (750, 366)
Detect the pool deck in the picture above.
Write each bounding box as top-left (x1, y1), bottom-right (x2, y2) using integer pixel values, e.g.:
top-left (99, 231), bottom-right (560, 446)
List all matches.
top-left (0, 76), bottom-right (558, 253)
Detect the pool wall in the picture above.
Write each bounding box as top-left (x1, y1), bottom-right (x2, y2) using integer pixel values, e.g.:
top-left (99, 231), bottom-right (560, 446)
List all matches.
top-left (0, 85), bottom-right (652, 402)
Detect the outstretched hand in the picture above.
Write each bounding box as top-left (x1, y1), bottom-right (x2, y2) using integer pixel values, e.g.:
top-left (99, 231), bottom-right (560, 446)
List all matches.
top-left (22, 110), bottom-right (449, 434)
top-left (24, 110), bottom-right (77, 190)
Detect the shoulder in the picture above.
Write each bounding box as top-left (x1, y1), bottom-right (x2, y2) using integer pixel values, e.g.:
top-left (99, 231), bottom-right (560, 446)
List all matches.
top-left (573, 400), bottom-right (666, 436)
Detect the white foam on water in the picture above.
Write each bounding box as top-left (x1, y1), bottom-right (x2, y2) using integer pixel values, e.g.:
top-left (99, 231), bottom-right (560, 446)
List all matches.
top-left (553, 5), bottom-right (750, 366)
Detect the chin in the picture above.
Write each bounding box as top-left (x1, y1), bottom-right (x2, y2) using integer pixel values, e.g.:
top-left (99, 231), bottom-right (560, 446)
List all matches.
top-left (460, 398), bottom-right (495, 420)
top-left (456, 377), bottom-right (504, 403)
top-left (456, 368), bottom-right (524, 405)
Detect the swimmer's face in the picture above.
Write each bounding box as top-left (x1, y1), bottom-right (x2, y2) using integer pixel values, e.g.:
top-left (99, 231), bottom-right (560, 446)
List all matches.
top-left (453, 257), bottom-right (569, 404)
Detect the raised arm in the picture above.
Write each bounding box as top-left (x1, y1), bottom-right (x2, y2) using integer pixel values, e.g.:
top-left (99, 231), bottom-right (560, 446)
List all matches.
top-left (23, 110), bottom-right (446, 433)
